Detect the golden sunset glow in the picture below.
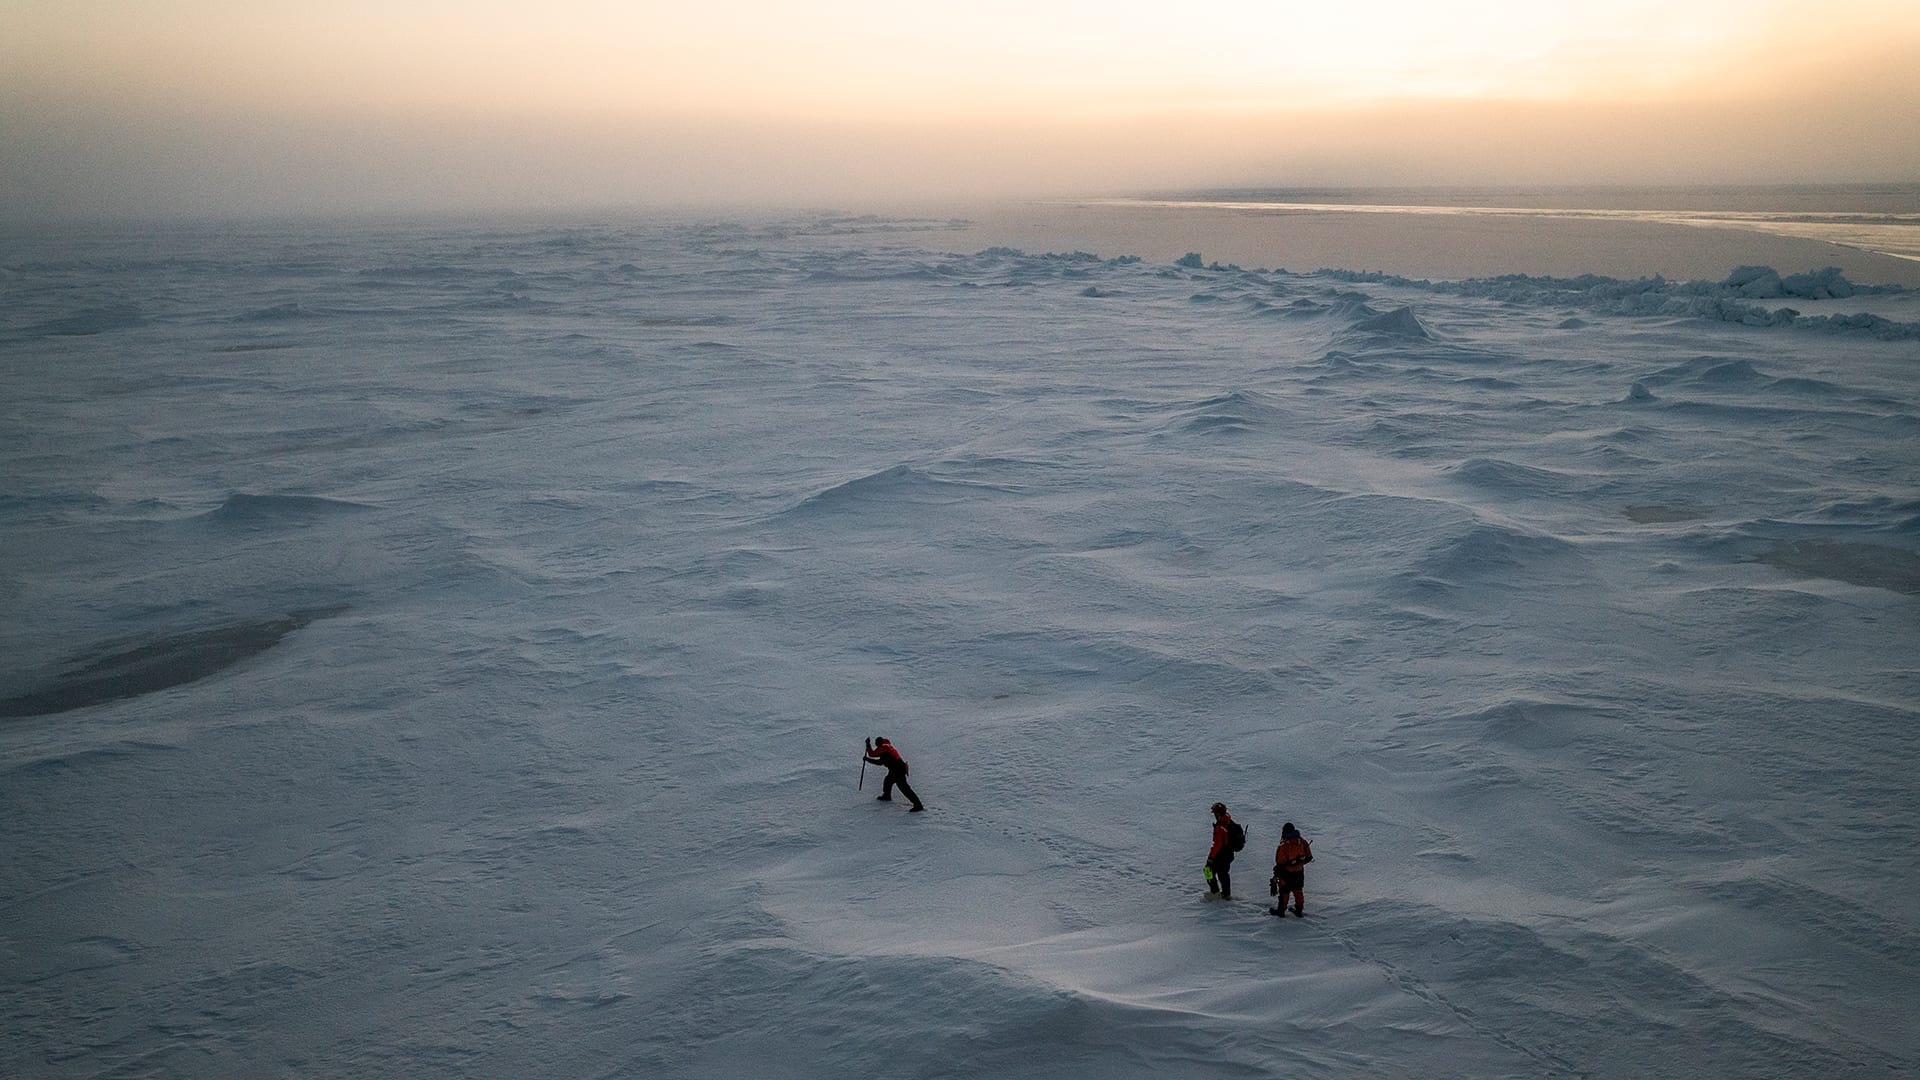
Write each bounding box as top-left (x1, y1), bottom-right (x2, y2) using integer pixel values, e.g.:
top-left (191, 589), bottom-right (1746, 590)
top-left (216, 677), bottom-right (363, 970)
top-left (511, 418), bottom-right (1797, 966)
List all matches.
top-left (4, 0), bottom-right (1919, 215)
top-left (10, 1), bottom-right (1916, 117)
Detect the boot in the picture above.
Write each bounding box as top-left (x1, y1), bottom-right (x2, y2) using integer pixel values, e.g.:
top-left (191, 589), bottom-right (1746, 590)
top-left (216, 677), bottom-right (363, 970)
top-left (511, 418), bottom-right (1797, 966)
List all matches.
top-left (908, 805), bottom-right (925, 812)
top-left (875, 795), bottom-right (891, 801)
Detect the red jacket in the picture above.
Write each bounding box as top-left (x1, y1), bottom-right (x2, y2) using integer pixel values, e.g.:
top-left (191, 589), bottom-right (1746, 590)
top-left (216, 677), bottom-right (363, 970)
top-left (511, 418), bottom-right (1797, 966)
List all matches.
top-left (865, 740), bottom-right (907, 772)
top-left (1209, 813), bottom-right (1234, 859)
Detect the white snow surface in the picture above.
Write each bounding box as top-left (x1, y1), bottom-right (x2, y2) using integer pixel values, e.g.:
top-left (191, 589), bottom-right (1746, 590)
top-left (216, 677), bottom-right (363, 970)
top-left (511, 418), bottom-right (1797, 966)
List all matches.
top-left (3, 215), bottom-right (1919, 1078)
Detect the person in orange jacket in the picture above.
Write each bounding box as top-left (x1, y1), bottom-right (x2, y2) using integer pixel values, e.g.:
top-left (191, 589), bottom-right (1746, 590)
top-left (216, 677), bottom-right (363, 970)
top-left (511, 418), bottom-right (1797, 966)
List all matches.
top-left (864, 736), bottom-right (924, 811)
top-left (1269, 822), bottom-right (1312, 917)
top-left (1206, 802), bottom-right (1236, 899)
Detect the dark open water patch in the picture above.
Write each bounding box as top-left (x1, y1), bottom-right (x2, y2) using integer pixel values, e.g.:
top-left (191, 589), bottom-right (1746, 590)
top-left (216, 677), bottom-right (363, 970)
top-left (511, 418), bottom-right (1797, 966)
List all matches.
top-left (1624, 505), bottom-right (1707, 524)
top-left (17, 305), bottom-right (147, 338)
top-left (1757, 540), bottom-right (1920, 595)
top-left (0, 606), bottom-right (347, 718)
top-left (637, 314), bottom-right (733, 327)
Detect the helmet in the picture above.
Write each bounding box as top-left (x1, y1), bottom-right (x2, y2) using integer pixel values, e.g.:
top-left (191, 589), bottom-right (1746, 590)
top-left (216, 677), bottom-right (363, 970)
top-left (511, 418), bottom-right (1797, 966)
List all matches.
top-left (1211, 802), bottom-right (1227, 815)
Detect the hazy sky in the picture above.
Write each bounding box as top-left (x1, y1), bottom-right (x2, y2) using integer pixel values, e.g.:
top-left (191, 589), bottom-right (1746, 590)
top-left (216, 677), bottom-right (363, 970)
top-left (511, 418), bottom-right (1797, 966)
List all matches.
top-left (4, 0), bottom-right (1920, 219)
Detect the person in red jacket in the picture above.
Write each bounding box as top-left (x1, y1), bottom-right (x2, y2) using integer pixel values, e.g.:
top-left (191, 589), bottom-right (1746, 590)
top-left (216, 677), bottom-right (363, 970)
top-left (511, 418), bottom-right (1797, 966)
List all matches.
top-left (1206, 802), bottom-right (1235, 899)
top-left (1269, 822), bottom-right (1312, 917)
top-left (864, 736), bottom-right (923, 811)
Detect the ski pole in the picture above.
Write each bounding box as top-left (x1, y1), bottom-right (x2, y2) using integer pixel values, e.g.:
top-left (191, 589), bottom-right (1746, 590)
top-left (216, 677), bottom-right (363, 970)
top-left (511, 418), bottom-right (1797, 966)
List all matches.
top-left (859, 738), bottom-right (869, 790)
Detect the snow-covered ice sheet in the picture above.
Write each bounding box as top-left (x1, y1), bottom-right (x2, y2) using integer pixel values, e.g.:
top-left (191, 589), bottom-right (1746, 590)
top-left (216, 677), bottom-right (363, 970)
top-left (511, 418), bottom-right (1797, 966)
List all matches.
top-left (3, 216), bottom-right (1917, 1077)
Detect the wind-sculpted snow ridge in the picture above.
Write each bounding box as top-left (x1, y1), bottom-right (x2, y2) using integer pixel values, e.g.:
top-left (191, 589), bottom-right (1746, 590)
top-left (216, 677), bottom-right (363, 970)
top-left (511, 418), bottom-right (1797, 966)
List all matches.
top-left (1445, 458), bottom-right (1607, 499)
top-left (664, 926), bottom-right (1316, 1077)
top-left (1158, 390), bottom-right (1288, 435)
top-left (780, 463), bottom-right (1036, 524)
top-left (1320, 265), bottom-right (1920, 338)
top-left (201, 492), bottom-right (374, 524)
top-left (1400, 520), bottom-right (1585, 592)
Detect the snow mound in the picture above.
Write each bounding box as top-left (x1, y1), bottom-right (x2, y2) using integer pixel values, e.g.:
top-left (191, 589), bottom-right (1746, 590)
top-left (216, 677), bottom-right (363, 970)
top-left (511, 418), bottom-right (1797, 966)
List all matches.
top-left (1411, 521), bottom-right (1583, 584)
top-left (1446, 458), bottom-right (1591, 498)
top-left (1351, 305), bottom-right (1432, 338)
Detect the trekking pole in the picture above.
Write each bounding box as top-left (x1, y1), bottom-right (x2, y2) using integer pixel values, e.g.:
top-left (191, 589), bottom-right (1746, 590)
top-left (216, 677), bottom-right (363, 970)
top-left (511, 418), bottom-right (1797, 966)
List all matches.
top-left (859, 738), bottom-right (869, 790)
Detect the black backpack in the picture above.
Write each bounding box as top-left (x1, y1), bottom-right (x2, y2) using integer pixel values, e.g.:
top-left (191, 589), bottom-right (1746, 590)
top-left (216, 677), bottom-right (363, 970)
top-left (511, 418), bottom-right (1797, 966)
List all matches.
top-left (1227, 821), bottom-right (1246, 852)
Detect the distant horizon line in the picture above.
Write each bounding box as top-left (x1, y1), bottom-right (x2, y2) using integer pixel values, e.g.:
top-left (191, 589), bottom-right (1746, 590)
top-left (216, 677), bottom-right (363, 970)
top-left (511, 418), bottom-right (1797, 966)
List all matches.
top-left (5, 179), bottom-right (1919, 235)
top-left (1137, 181), bottom-right (1920, 207)
top-left (1113, 185), bottom-right (1920, 264)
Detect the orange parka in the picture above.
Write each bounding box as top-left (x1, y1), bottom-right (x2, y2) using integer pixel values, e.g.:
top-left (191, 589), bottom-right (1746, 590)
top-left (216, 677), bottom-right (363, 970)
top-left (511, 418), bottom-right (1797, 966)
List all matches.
top-left (1273, 835), bottom-right (1311, 876)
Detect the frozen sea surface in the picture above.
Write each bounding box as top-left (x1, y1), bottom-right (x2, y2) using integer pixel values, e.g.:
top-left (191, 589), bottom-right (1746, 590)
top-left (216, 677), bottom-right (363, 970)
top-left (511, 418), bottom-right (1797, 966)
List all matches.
top-left (3, 215), bottom-right (1918, 1078)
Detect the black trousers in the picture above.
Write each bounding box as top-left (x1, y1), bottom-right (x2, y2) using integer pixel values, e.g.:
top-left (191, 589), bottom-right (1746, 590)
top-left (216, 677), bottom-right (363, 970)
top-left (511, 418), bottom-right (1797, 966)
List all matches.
top-left (881, 768), bottom-right (922, 808)
top-left (1207, 851), bottom-right (1233, 895)
top-left (1274, 867), bottom-right (1304, 911)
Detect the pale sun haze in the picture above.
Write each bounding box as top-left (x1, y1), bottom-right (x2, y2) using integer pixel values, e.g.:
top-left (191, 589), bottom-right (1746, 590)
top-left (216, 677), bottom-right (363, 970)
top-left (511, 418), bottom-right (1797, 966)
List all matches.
top-left (4, 0), bottom-right (1919, 217)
